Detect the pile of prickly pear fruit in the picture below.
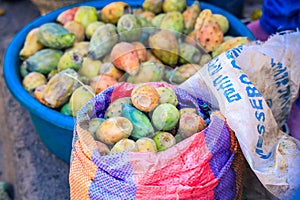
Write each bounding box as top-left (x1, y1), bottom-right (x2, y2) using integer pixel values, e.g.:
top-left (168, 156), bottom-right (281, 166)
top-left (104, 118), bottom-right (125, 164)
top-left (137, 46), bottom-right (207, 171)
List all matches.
top-left (19, 0), bottom-right (250, 117)
top-left (89, 83), bottom-right (209, 155)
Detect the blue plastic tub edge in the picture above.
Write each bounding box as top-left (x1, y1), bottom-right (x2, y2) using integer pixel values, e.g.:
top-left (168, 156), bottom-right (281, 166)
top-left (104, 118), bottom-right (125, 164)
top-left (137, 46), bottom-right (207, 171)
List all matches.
top-left (3, 0), bottom-right (255, 163)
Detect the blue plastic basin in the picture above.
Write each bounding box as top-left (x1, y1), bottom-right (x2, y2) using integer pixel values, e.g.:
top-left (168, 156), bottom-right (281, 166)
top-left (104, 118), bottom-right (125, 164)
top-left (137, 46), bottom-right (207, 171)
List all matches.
top-left (3, 0), bottom-right (255, 164)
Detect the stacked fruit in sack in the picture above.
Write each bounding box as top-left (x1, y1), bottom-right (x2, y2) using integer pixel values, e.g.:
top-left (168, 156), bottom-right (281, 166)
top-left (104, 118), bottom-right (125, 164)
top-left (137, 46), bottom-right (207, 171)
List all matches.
top-left (19, 0), bottom-right (249, 117)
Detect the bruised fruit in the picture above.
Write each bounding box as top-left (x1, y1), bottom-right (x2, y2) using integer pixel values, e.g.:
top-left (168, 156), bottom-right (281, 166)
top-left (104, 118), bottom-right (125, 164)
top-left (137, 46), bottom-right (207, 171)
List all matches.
top-left (19, 28), bottom-right (44, 60)
top-left (101, 2), bottom-right (132, 24)
top-left (88, 118), bottom-right (106, 138)
top-left (136, 137), bottom-right (157, 152)
top-left (58, 50), bottom-right (83, 71)
top-left (156, 87), bottom-right (178, 106)
top-left (110, 138), bottom-right (138, 154)
top-left (117, 14), bottom-right (142, 42)
top-left (67, 41), bottom-right (90, 57)
top-left (34, 84), bottom-right (47, 105)
top-left (22, 72), bottom-right (47, 93)
top-left (96, 141), bottom-right (111, 155)
top-left (152, 103), bottom-right (179, 131)
top-left (153, 131), bottom-right (176, 151)
top-left (96, 117), bottom-right (133, 145)
top-left (69, 85), bottom-right (95, 116)
top-left (104, 97), bottom-right (132, 118)
top-left (178, 113), bottom-right (206, 139)
top-left (90, 75), bottom-right (118, 94)
top-left (122, 104), bottom-right (155, 140)
top-left (131, 84), bottom-right (160, 112)
top-left (74, 6), bottom-right (98, 29)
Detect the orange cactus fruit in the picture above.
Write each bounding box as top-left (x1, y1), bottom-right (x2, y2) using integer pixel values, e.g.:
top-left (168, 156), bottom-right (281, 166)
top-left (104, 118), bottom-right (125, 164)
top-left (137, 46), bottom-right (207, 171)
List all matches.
top-left (56, 7), bottom-right (79, 25)
top-left (131, 84), bottom-right (160, 112)
top-left (100, 2), bottom-right (132, 24)
top-left (131, 42), bottom-right (147, 62)
top-left (90, 74), bottom-right (118, 94)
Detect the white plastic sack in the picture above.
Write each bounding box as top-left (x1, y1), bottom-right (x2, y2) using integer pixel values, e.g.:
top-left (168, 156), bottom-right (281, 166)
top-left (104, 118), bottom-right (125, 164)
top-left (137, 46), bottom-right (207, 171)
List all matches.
top-left (179, 32), bottom-right (300, 199)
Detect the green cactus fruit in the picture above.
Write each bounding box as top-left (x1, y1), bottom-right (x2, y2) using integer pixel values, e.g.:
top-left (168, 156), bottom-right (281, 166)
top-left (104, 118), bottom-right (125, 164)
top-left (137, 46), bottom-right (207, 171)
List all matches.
top-left (178, 113), bottom-right (206, 139)
top-left (156, 87), bottom-right (178, 106)
top-left (212, 36), bottom-right (249, 58)
top-left (85, 21), bottom-right (105, 39)
top-left (74, 6), bottom-right (98, 29)
top-left (152, 103), bottom-right (179, 131)
top-left (178, 42), bottom-right (202, 64)
top-left (117, 14), bottom-right (142, 42)
top-left (110, 138), bottom-right (138, 154)
top-left (151, 13), bottom-right (166, 27)
top-left (22, 72), bottom-right (47, 93)
top-left (24, 49), bottom-right (63, 75)
top-left (66, 41), bottom-right (90, 57)
top-left (160, 11), bottom-right (184, 34)
top-left (88, 118), bottom-right (105, 138)
top-left (96, 117), bottom-right (133, 145)
top-left (136, 137), bottom-right (157, 152)
top-left (42, 69), bottom-right (80, 108)
top-left (153, 131), bottom-right (176, 151)
top-left (179, 108), bottom-right (197, 117)
top-left (96, 141), bottom-right (111, 155)
top-left (163, 0), bottom-right (187, 13)
top-left (100, 2), bottom-right (132, 24)
top-left (78, 57), bottom-right (102, 79)
top-left (60, 102), bottom-right (71, 116)
top-left (38, 23), bottom-right (76, 49)
top-left (122, 104), bottom-right (155, 140)
top-left (213, 14), bottom-right (229, 34)
top-left (149, 29), bottom-right (178, 66)
top-left (88, 24), bottom-right (118, 59)
top-left (58, 50), bottom-right (83, 71)
top-left (64, 20), bottom-right (85, 42)
top-left (99, 62), bottom-right (124, 81)
top-left (136, 16), bottom-right (153, 28)
top-left (48, 69), bottom-right (58, 80)
top-left (104, 97), bottom-right (132, 118)
top-left (166, 64), bottom-right (201, 84)
top-left (182, 1), bottom-right (201, 34)
top-left (199, 54), bottom-right (212, 67)
top-left (69, 85), bottom-right (95, 116)
top-left (20, 62), bottom-right (29, 78)
top-left (126, 61), bottom-right (165, 84)
top-left (142, 0), bottom-right (163, 14)
top-left (19, 28), bottom-right (44, 60)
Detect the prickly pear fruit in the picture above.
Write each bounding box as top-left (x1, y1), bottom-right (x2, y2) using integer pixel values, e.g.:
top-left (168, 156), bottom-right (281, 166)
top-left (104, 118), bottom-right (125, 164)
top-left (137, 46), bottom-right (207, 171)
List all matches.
top-left (22, 72), bottom-right (47, 93)
top-left (101, 2), bottom-right (132, 24)
top-left (85, 21), bottom-right (104, 39)
top-left (34, 84), bottom-right (47, 105)
top-left (117, 14), bottom-right (142, 42)
top-left (178, 42), bottom-right (202, 64)
top-left (163, 0), bottom-right (186, 13)
top-left (47, 69), bottom-right (58, 80)
top-left (126, 61), bottom-right (164, 84)
top-left (74, 6), bottom-right (98, 29)
top-left (182, 1), bottom-right (201, 34)
top-left (64, 21), bottom-right (85, 42)
top-left (160, 11), bottom-right (184, 34)
top-left (78, 57), bottom-right (102, 79)
top-left (111, 42), bottom-right (140, 75)
top-left (153, 131), bottom-right (176, 151)
top-left (122, 104), bottom-right (155, 140)
top-left (175, 133), bottom-right (184, 143)
top-left (131, 42), bottom-right (147, 62)
top-left (96, 141), bottom-right (110, 155)
top-left (66, 41), bottom-right (89, 57)
top-left (195, 9), bottom-right (223, 52)
top-left (213, 14), bottom-right (229, 34)
top-left (146, 51), bottom-right (162, 64)
top-left (58, 50), bottom-right (83, 71)
top-left (96, 117), bottom-right (133, 145)
top-left (149, 29), bottom-right (178, 66)
top-left (99, 62), bottom-right (124, 81)
top-left (152, 103), bottom-right (179, 131)
top-left (166, 64), bottom-right (202, 84)
top-left (136, 137), bottom-right (157, 152)
top-left (19, 28), bottom-right (44, 60)
top-left (139, 11), bottom-right (156, 21)
top-left (57, 7), bottom-right (79, 25)
top-left (212, 36), bottom-right (249, 57)
top-left (88, 24), bottom-right (118, 60)
top-left (136, 16), bottom-right (153, 28)
top-left (131, 84), bottom-right (160, 112)
top-left (185, 30), bottom-right (196, 46)
top-left (178, 113), bottom-right (206, 139)
top-left (88, 118), bottom-right (105, 138)
top-left (38, 23), bottom-right (76, 49)
top-left (151, 13), bottom-right (166, 27)
top-left (104, 97), bottom-right (132, 118)
top-left (110, 138), bottom-right (138, 154)
top-left (60, 102), bottom-right (71, 116)
top-left (142, 0), bottom-right (163, 14)
top-left (199, 54), bottom-right (212, 66)
top-left (90, 75), bottom-right (117, 94)
top-left (20, 62), bottom-right (29, 77)
top-left (179, 108), bottom-right (197, 116)
top-left (156, 87), bottom-right (178, 106)
top-left (69, 85), bottom-right (95, 116)
top-left (102, 54), bottom-right (112, 63)
top-left (24, 49), bottom-right (63, 74)
top-left (42, 69), bottom-right (79, 108)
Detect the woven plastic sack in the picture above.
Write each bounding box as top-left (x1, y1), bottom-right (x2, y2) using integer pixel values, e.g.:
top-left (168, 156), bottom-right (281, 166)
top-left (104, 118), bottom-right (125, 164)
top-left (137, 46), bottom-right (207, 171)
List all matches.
top-left (180, 33), bottom-right (300, 199)
top-left (69, 82), bottom-right (244, 200)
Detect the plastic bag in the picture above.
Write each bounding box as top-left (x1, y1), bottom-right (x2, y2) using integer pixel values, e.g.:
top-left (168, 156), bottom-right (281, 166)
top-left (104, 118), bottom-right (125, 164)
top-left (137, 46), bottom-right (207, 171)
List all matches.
top-left (180, 32), bottom-right (300, 199)
top-left (69, 82), bottom-right (244, 200)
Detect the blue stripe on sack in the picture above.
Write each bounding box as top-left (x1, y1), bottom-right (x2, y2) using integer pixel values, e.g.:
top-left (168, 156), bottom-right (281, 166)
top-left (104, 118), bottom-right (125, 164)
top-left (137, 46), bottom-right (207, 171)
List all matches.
top-left (94, 87), bottom-right (114, 118)
top-left (204, 117), bottom-right (236, 200)
top-left (88, 152), bottom-right (136, 200)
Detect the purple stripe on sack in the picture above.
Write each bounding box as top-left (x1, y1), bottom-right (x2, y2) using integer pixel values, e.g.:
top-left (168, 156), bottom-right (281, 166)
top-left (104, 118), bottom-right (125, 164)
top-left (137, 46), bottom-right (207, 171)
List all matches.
top-left (88, 152), bottom-right (136, 200)
top-left (94, 87), bottom-right (114, 118)
top-left (204, 117), bottom-right (236, 200)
